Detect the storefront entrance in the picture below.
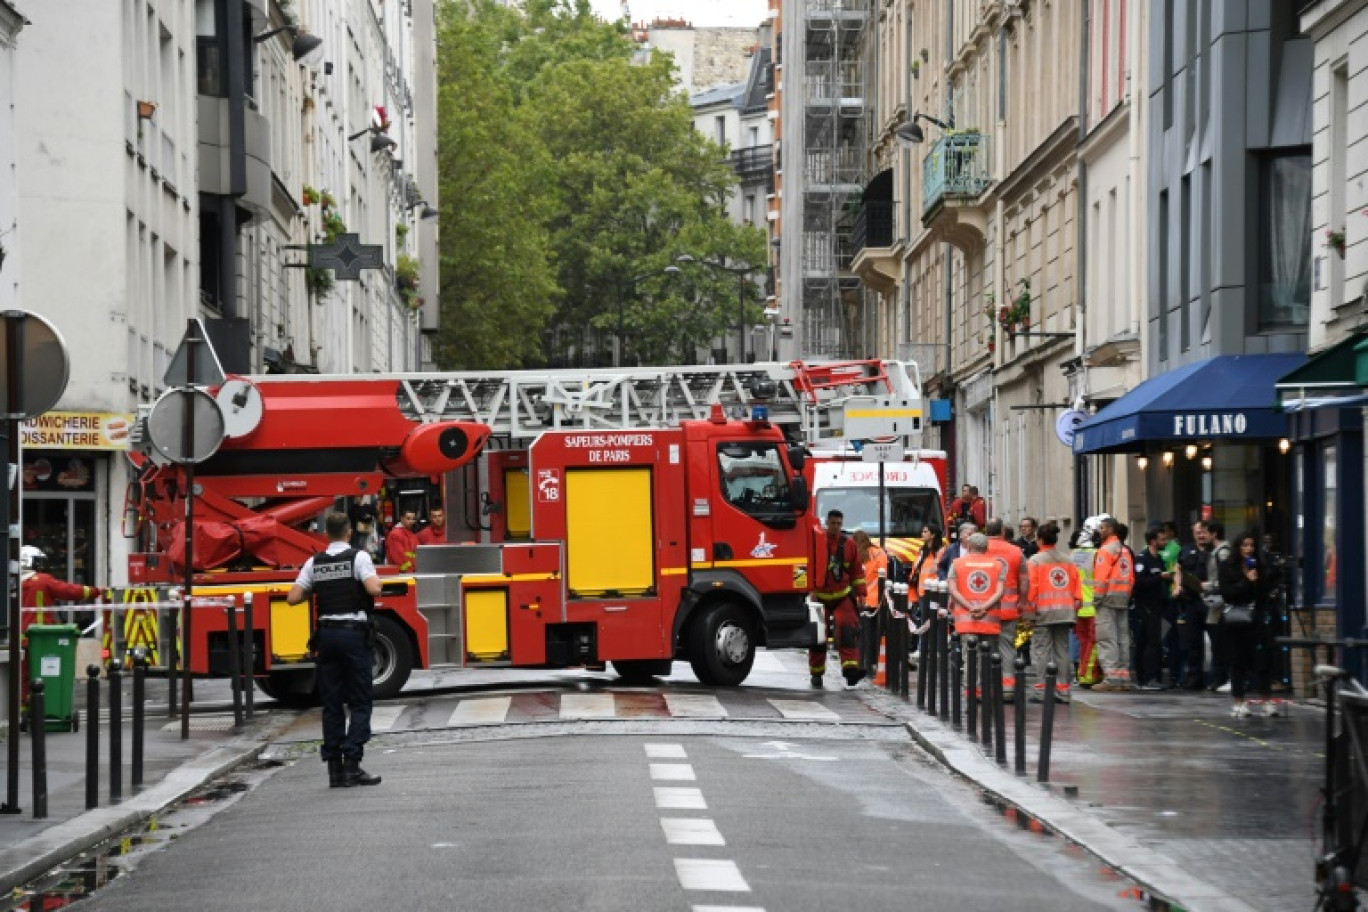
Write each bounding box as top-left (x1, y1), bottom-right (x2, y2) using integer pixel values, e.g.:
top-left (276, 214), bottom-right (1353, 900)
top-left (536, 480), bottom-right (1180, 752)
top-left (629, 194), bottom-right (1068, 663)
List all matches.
top-left (21, 453), bottom-right (97, 586)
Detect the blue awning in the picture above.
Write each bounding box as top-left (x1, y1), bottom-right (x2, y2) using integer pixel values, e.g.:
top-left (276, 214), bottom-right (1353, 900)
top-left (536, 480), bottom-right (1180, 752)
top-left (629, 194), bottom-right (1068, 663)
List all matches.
top-left (1072, 353), bottom-right (1307, 455)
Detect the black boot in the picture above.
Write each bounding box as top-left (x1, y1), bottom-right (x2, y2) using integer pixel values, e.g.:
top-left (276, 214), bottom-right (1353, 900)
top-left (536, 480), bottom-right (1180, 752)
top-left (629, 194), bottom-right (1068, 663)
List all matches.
top-left (328, 758), bottom-right (345, 788)
top-left (342, 757), bottom-right (381, 787)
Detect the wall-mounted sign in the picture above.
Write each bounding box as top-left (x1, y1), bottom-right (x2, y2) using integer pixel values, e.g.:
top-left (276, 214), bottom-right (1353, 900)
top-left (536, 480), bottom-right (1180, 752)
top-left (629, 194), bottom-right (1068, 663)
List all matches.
top-left (1055, 409), bottom-right (1087, 447)
top-left (21, 411), bottom-right (133, 450)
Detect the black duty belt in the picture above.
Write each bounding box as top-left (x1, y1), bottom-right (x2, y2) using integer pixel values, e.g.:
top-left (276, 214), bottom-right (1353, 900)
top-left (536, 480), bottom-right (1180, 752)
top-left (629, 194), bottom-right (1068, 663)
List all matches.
top-left (317, 618), bottom-right (369, 629)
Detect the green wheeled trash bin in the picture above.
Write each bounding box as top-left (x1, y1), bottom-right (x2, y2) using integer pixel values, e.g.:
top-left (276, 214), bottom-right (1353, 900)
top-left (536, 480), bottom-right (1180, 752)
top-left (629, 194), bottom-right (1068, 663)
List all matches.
top-left (26, 623), bottom-right (81, 733)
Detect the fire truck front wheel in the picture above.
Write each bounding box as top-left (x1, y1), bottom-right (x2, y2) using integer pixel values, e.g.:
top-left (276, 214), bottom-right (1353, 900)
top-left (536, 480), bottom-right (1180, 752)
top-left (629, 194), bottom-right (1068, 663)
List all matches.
top-left (371, 615), bottom-right (414, 700)
top-left (687, 601), bottom-right (756, 687)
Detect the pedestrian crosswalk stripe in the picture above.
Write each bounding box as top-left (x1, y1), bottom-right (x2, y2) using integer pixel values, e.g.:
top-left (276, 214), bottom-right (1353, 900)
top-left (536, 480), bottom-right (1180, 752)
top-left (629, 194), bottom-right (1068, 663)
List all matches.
top-left (655, 787), bottom-right (707, 810)
top-left (559, 693), bottom-right (616, 719)
top-left (766, 699), bottom-right (840, 721)
top-left (663, 693), bottom-right (728, 718)
top-left (448, 696), bottom-right (511, 726)
top-left (675, 859), bottom-right (750, 892)
top-left (645, 743), bottom-right (687, 759)
top-left (661, 817), bottom-right (725, 846)
top-left (749, 651), bottom-right (786, 673)
top-left (650, 763), bottom-right (696, 781)
top-left (370, 705), bottom-right (405, 732)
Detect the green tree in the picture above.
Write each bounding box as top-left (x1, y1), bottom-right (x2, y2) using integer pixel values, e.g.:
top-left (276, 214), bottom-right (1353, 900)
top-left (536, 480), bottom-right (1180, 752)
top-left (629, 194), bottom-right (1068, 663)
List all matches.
top-left (434, 0), bottom-right (766, 368)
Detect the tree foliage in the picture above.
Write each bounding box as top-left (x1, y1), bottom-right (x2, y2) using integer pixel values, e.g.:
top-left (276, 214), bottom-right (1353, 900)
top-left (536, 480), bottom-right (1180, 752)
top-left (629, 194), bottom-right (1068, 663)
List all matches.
top-left (433, 0), bottom-right (768, 369)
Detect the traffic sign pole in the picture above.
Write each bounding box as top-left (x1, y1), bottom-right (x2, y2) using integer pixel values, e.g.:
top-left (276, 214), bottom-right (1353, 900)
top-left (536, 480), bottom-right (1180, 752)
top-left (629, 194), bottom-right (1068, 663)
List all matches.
top-left (180, 322), bottom-right (196, 740)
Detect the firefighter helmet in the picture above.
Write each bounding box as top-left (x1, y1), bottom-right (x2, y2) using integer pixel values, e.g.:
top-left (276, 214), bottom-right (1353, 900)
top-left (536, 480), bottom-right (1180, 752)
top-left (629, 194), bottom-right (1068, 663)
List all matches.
top-left (20, 546), bottom-right (46, 571)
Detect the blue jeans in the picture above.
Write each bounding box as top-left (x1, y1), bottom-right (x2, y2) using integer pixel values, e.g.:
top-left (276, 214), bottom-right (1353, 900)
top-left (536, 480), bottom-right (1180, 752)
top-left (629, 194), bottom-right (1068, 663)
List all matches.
top-left (316, 626), bottom-right (373, 761)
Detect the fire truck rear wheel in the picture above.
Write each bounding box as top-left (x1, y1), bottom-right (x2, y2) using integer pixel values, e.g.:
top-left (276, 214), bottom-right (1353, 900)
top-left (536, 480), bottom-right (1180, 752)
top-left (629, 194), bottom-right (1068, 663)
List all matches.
top-left (371, 615), bottom-right (414, 700)
top-left (688, 601), bottom-right (755, 687)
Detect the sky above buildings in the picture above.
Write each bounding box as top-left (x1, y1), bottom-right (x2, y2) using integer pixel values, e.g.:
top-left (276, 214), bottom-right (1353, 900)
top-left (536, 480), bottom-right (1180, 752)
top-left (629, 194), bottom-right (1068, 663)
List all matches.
top-left (589, 0), bottom-right (769, 27)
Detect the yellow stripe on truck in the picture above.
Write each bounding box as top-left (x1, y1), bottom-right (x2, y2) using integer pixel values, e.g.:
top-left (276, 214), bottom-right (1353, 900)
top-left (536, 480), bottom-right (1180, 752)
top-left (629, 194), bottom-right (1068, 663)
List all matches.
top-left (844, 408), bottom-right (924, 419)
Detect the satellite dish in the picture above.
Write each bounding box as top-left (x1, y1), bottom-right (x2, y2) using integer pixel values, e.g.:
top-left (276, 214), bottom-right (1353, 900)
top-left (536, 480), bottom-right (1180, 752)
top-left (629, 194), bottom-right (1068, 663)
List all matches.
top-left (146, 388), bottom-right (226, 464)
top-left (215, 379), bottom-right (264, 439)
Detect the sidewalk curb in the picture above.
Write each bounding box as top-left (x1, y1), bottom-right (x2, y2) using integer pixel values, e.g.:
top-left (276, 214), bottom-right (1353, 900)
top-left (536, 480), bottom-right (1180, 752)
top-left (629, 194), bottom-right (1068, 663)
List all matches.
top-left (901, 711), bottom-right (1260, 912)
top-left (0, 712), bottom-right (297, 896)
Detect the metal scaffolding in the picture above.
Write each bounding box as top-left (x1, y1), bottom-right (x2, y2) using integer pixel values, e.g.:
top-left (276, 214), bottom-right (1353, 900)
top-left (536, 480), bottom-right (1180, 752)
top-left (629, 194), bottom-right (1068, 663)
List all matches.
top-left (797, 0), bottom-right (867, 360)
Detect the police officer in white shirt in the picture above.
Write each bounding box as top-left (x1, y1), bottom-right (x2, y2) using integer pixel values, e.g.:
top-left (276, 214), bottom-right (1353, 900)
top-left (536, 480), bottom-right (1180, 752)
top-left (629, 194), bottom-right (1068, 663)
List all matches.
top-left (288, 511), bottom-right (383, 788)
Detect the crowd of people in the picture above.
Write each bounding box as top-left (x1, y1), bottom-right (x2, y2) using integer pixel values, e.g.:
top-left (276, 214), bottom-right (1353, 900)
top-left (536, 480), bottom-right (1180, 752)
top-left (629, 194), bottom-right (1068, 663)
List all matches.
top-left (844, 490), bottom-right (1288, 719)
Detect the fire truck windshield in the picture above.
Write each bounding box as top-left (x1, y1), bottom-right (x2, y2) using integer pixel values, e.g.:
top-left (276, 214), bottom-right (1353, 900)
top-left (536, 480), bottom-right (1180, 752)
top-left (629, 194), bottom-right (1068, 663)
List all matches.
top-left (814, 487), bottom-right (942, 538)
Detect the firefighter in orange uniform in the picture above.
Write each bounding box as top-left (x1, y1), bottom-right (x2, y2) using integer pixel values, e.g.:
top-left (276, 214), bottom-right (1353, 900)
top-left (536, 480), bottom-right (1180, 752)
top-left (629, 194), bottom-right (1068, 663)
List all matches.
top-left (384, 510), bottom-right (421, 572)
top-left (984, 519), bottom-right (1030, 695)
top-left (1092, 516), bottom-right (1136, 691)
top-left (947, 533), bottom-right (1008, 693)
top-left (1025, 522), bottom-right (1081, 703)
top-left (20, 546), bottom-right (104, 634)
top-left (809, 509), bottom-right (867, 688)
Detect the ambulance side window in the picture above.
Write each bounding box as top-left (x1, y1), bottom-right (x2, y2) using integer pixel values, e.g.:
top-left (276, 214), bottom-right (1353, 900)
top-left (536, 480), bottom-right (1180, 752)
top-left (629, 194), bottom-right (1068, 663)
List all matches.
top-left (717, 443), bottom-right (796, 529)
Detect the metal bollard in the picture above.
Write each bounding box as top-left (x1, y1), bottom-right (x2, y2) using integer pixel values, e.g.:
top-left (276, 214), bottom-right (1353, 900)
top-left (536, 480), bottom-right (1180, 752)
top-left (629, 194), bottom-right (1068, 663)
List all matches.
top-left (108, 659), bottom-right (123, 804)
top-left (979, 638), bottom-right (993, 752)
top-left (131, 649), bottom-right (146, 790)
top-left (991, 652), bottom-right (1007, 765)
top-left (937, 609), bottom-right (951, 721)
top-left (966, 636), bottom-right (979, 739)
top-left (85, 665), bottom-right (100, 810)
top-left (951, 634), bottom-right (963, 728)
top-left (1038, 662), bottom-right (1058, 783)
top-left (243, 593), bottom-right (255, 720)
top-left (916, 591), bottom-right (931, 709)
top-left (1014, 655), bottom-right (1027, 775)
top-left (226, 599), bottom-right (244, 733)
top-left (29, 680), bottom-right (47, 820)
top-left (164, 604), bottom-right (177, 719)
top-left (924, 607), bottom-right (939, 715)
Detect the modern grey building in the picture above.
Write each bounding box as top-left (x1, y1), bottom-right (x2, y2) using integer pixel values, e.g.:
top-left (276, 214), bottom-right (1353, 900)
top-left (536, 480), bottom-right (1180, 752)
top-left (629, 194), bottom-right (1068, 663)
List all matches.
top-left (1074, 2), bottom-right (1311, 548)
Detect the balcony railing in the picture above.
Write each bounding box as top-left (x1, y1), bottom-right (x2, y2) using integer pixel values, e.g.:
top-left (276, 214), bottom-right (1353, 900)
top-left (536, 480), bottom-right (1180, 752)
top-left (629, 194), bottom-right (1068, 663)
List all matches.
top-left (852, 200), bottom-right (894, 252)
top-left (730, 146), bottom-right (774, 178)
top-left (922, 132), bottom-right (992, 216)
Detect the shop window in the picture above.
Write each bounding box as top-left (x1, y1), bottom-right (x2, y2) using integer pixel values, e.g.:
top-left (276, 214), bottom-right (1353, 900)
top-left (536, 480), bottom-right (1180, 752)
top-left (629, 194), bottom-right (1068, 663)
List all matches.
top-left (1319, 445), bottom-right (1337, 605)
top-left (22, 454), bottom-right (98, 587)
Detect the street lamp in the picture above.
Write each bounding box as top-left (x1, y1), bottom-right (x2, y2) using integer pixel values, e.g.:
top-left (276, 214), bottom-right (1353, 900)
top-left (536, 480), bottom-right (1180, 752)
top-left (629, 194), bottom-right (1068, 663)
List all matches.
top-left (894, 111), bottom-right (952, 144)
top-left (616, 264), bottom-right (684, 367)
top-left (677, 255), bottom-right (761, 364)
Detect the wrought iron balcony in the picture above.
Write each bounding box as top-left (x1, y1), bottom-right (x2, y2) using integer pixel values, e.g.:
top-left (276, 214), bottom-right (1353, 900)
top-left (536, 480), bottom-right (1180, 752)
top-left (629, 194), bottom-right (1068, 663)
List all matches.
top-left (922, 132), bottom-right (992, 216)
top-left (852, 200), bottom-right (894, 252)
top-left (730, 146), bottom-right (774, 178)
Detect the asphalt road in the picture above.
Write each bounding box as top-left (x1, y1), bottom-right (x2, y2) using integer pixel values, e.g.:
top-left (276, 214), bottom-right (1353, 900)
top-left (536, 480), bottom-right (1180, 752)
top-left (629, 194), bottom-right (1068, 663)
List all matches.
top-left (63, 651), bottom-right (1139, 912)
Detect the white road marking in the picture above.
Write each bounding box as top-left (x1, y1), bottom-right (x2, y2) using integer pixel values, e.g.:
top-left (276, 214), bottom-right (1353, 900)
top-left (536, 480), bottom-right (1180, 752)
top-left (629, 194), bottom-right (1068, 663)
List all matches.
top-left (447, 696), bottom-right (512, 726)
top-left (661, 817), bottom-right (726, 846)
top-left (693, 907), bottom-right (766, 912)
top-left (650, 763), bottom-right (696, 781)
top-left (369, 705), bottom-right (405, 732)
top-left (749, 650), bottom-right (786, 673)
top-left (664, 693), bottom-right (728, 718)
top-left (645, 743), bottom-right (687, 759)
top-left (767, 699), bottom-right (840, 721)
top-left (559, 693), bottom-right (616, 719)
top-left (742, 740), bottom-right (839, 761)
top-left (675, 859), bottom-right (750, 892)
top-left (654, 787), bottom-right (707, 809)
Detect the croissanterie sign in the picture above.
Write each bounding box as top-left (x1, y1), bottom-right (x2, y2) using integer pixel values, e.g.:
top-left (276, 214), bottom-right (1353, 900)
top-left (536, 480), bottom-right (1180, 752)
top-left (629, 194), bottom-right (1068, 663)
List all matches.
top-left (20, 411), bottom-right (134, 450)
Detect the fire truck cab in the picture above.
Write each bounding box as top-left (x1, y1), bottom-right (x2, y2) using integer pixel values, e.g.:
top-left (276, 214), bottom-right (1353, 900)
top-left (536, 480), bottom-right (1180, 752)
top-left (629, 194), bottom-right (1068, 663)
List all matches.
top-left (418, 407), bottom-right (817, 685)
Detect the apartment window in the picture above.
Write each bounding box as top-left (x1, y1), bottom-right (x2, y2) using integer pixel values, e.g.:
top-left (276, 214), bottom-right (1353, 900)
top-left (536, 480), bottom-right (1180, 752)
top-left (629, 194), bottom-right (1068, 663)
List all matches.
top-left (1179, 174), bottom-right (1190, 352)
top-left (1157, 190), bottom-right (1169, 360)
top-left (1256, 152), bottom-right (1311, 329)
top-left (744, 194), bottom-right (756, 225)
top-left (1162, 0), bottom-right (1174, 129)
top-left (748, 126), bottom-right (759, 148)
top-left (715, 116), bottom-right (727, 147)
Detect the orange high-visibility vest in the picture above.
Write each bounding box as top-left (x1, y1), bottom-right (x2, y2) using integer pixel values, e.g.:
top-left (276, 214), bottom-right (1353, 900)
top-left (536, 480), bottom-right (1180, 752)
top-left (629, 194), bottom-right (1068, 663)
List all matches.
top-left (948, 552), bottom-right (1007, 635)
top-left (986, 538), bottom-right (1028, 621)
top-left (1026, 548), bottom-right (1081, 625)
top-left (1092, 537), bottom-right (1135, 607)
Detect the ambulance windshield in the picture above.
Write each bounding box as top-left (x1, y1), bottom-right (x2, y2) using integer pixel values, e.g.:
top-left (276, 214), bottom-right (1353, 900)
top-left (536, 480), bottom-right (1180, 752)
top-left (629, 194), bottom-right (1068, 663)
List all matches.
top-left (814, 487), bottom-right (942, 537)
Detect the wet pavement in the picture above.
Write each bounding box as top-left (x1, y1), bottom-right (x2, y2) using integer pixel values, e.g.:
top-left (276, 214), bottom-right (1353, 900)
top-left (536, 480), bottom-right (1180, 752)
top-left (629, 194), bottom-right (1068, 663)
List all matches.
top-left (871, 683), bottom-right (1324, 911)
top-left (0, 657), bottom-right (1334, 911)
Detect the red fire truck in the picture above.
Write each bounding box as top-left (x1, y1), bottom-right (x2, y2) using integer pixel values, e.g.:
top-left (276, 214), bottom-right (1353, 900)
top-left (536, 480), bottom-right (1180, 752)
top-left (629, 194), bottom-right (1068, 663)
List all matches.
top-left (124, 359), bottom-right (927, 699)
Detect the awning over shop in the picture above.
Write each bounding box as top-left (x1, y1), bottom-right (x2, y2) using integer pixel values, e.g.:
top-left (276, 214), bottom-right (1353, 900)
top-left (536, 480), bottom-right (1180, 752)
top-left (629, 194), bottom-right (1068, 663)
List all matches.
top-left (1275, 330), bottom-right (1368, 411)
top-left (1072, 353), bottom-right (1307, 455)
